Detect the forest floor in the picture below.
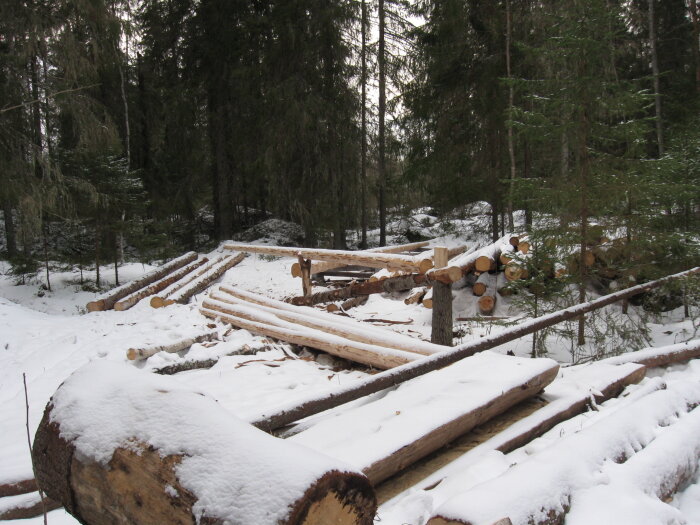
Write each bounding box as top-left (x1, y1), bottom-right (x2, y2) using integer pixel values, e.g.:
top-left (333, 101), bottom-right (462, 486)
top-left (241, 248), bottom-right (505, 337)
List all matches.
top-left (1, 209), bottom-right (700, 524)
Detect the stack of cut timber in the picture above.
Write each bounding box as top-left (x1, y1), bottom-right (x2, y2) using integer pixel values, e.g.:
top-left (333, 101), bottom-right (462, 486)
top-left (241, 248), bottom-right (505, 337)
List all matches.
top-left (149, 252), bottom-right (246, 308)
top-left (425, 379), bottom-right (700, 525)
top-left (33, 362), bottom-right (377, 525)
top-left (290, 352), bottom-right (559, 484)
top-left (86, 252), bottom-right (198, 312)
top-left (200, 286), bottom-right (445, 369)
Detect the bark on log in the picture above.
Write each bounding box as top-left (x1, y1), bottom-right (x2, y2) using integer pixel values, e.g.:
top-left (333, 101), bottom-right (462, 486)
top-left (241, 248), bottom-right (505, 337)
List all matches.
top-left (0, 492), bottom-right (61, 520)
top-left (327, 295), bottom-right (370, 312)
top-left (200, 304), bottom-right (423, 369)
top-left (602, 339), bottom-right (700, 369)
top-left (114, 258), bottom-right (209, 311)
top-left (291, 241), bottom-right (431, 277)
top-left (150, 256), bottom-right (225, 308)
top-left (161, 253), bottom-right (245, 306)
top-left (291, 267), bottom-right (461, 307)
top-left (250, 267), bottom-right (700, 431)
top-left (431, 247), bottom-right (453, 346)
top-left (126, 331), bottom-right (219, 361)
top-left (86, 252), bottom-right (198, 312)
top-left (225, 243), bottom-right (433, 273)
top-left (206, 293), bottom-right (443, 356)
top-left (293, 353), bottom-right (558, 485)
top-left (32, 363), bottom-right (377, 525)
top-left (0, 478), bottom-right (38, 498)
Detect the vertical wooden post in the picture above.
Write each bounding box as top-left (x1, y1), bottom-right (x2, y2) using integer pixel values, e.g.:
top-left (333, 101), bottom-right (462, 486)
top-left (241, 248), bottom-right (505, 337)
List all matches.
top-left (431, 247), bottom-right (453, 346)
top-left (298, 254), bottom-right (313, 297)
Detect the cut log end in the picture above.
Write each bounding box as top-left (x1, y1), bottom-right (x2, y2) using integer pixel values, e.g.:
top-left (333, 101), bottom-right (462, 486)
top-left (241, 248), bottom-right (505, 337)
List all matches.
top-left (150, 296), bottom-right (166, 309)
top-left (86, 300), bottom-right (105, 313)
top-left (419, 259), bottom-right (435, 274)
top-left (474, 256), bottom-right (496, 273)
top-left (286, 470), bottom-right (376, 525)
top-left (478, 295), bottom-right (496, 315)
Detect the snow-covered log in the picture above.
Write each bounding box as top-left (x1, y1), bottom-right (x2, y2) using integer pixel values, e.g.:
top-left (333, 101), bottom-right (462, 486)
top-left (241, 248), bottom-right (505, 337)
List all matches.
top-left (0, 492), bottom-right (61, 520)
top-left (426, 380), bottom-right (700, 525)
top-left (472, 272), bottom-right (491, 296)
top-left (149, 255), bottom-right (224, 308)
top-left (477, 274), bottom-right (497, 315)
top-left (291, 352), bottom-right (559, 485)
top-left (158, 253), bottom-right (246, 306)
top-left (32, 362), bottom-right (377, 525)
top-left (200, 302), bottom-right (423, 369)
top-left (126, 331), bottom-right (219, 361)
top-left (404, 287), bottom-right (428, 305)
top-left (206, 292), bottom-right (444, 356)
top-left (0, 479), bottom-right (37, 498)
top-left (290, 240), bottom-right (431, 277)
top-left (602, 339), bottom-right (700, 368)
top-left (225, 243), bottom-right (434, 273)
top-left (252, 266), bottom-right (700, 431)
top-left (86, 252), bottom-right (198, 312)
top-left (113, 257), bottom-right (209, 311)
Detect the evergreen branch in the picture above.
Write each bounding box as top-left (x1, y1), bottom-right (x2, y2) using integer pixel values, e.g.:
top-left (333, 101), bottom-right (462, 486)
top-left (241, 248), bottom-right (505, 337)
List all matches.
top-left (0, 84), bottom-right (101, 114)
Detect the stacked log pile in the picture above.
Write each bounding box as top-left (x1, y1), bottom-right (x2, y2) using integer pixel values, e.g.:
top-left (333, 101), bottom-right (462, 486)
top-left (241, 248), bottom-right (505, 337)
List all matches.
top-left (86, 252), bottom-right (245, 312)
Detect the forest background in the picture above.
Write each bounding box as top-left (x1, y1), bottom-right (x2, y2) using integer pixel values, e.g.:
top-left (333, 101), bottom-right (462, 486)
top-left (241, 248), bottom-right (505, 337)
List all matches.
top-left (1, 0), bottom-right (699, 291)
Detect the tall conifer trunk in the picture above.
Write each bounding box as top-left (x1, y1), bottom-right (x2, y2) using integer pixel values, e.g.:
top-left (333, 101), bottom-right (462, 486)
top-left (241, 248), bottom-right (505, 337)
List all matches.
top-left (648, 0), bottom-right (664, 156)
top-left (378, 0), bottom-right (387, 246)
top-left (360, 0), bottom-right (368, 249)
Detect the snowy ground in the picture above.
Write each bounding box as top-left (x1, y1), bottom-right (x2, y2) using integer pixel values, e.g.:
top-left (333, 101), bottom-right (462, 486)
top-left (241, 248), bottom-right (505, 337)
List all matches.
top-left (1, 212), bottom-right (699, 524)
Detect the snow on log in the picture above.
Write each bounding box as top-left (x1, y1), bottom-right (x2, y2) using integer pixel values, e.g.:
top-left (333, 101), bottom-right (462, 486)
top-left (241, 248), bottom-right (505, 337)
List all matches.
top-left (32, 362), bottom-right (377, 525)
top-left (150, 255), bottom-right (225, 308)
top-left (206, 291), bottom-right (444, 356)
top-left (200, 302), bottom-right (423, 369)
top-left (291, 241), bottom-right (432, 277)
top-left (113, 257), bottom-right (209, 311)
top-left (251, 267), bottom-right (700, 431)
top-left (161, 253), bottom-right (246, 306)
top-left (474, 244), bottom-right (501, 273)
top-left (225, 243), bottom-right (434, 273)
top-left (404, 287), bottom-right (428, 305)
top-left (291, 352), bottom-right (559, 485)
top-left (425, 380), bottom-right (700, 525)
top-left (86, 252), bottom-right (198, 312)
top-left (126, 331), bottom-right (219, 361)
top-left (601, 339), bottom-right (700, 368)
top-left (565, 405), bottom-right (700, 524)
top-left (327, 295), bottom-right (370, 312)
top-left (0, 478), bottom-right (37, 498)
top-left (0, 492), bottom-right (61, 520)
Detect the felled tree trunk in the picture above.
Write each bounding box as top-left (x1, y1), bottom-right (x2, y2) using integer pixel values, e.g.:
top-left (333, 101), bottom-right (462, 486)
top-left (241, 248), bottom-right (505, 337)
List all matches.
top-left (32, 363), bottom-right (377, 525)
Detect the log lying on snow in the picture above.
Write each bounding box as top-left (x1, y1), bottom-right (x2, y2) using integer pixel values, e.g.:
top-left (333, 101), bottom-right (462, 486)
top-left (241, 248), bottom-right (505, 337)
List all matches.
top-left (602, 339), bottom-right (700, 368)
top-left (251, 267), bottom-right (700, 431)
top-left (291, 266), bottom-right (462, 307)
top-left (327, 295), bottom-right (369, 312)
top-left (291, 241), bottom-right (431, 277)
top-left (150, 255), bottom-right (225, 308)
top-left (113, 257), bottom-right (209, 311)
top-left (291, 352), bottom-right (559, 485)
top-left (32, 362), bottom-right (377, 525)
top-left (0, 478), bottom-right (38, 498)
top-left (152, 253), bottom-right (246, 307)
top-left (426, 380), bottom-right (700, 525)
top-left (201, 301), bottom-right (423, 370)
top-left (126, 331), bottom-right (219, 361)
top-left (0, 491), bottom-right (62, 520)
top-left (86, 251), bottom-right (198, 312)
top-left (225, 243), bottom-right (434, 273)
top-left (208, 288), bottom-right (444, 357)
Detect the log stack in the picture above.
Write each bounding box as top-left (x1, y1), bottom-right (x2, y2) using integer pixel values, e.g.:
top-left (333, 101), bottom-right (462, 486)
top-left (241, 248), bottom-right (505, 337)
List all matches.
top-left (32, 362), bottom-right (377, 525)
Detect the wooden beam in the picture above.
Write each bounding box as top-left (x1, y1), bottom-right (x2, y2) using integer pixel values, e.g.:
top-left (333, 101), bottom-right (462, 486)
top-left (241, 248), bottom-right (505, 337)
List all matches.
top-left (225, 243), bottom-right (434, 273)
top-left (290, 352), bottom-right (559, 484)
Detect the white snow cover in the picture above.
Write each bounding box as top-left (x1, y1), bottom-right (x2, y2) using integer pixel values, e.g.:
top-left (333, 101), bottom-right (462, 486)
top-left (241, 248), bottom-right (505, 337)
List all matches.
top-left (290, 351), bottom-right (558, 471)
top-left (430, 380), bottom-right (700, 525)
top-left (49, 361), bottom-right (362, 524)
top-left (603, 339), bottom-right (700, 366)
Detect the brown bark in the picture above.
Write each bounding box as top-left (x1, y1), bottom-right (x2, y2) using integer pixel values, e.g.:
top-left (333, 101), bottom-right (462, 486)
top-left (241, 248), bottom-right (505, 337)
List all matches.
top-left (32, 394), bottom-right (376, 525)
top-left (0, 494), bottom-right (61, 520)
top-left (431, 247), bottom-right (453, 346)
top-left (251, 267), bottom-right (700, 431)
top-left (114, 257), bottom-right (208, 311)
top-left (0, 478), bottom-right (38, 497)
top-left (87, 252), bottom-right (198, 312)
